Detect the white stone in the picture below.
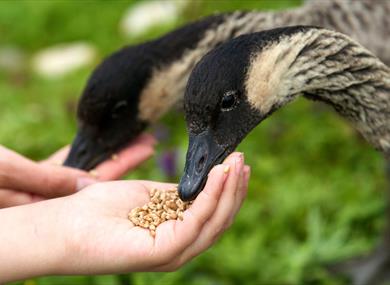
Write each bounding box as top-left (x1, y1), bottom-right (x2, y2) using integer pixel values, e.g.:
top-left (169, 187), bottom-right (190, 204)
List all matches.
top-left (120, 1), bottom-right (185, 37)
top-left (32, 42), bottom-right (96, 78)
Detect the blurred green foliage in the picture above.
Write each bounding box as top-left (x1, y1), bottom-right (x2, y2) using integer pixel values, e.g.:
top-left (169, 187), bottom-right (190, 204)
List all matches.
top-left (1, 1), bottom-right (386, 284)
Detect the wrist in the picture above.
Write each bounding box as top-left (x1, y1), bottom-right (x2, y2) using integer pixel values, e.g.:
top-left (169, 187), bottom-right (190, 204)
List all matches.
top-left (35, 198), bottom-right (71, 276)
top-left (0, 198), bottom-right (69, 282)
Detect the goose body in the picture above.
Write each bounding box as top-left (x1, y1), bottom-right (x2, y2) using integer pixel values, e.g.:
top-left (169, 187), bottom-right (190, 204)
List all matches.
top-left (178, 26), bottom-right (390, 285)
top-left (64, 0), bottom-right (390, 170)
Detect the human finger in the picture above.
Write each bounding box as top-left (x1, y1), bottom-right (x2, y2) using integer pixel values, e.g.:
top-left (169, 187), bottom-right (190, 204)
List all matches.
top-left (94, 133), bottom-right (156, 181)
top-left (156, 153), bottom-right (245, 270)
top-left (151, 163), bottom-right (229, 266)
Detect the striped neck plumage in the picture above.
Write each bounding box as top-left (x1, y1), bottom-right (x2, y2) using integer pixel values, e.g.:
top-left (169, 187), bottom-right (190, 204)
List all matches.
top-left (138, 0), bottom-right (390, 124)
top-left (245, 28), bottom-right (390, 153)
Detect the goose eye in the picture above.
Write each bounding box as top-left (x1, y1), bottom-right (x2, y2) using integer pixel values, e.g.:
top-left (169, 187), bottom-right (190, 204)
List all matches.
top-left (221, 91), bottom-right (238, 111)
top-left (112, 101), bottom-right (128, 119)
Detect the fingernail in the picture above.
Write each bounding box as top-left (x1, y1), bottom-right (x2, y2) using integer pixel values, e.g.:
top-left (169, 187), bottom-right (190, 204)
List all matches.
top-left (223, 164), bottom-right (230, 181)
top-left (235, 153), bottom-right (244, 175)
top-left (89, 169), bottom-right (99, 178)
top-left (76, 177), bottom-right (98, 191)
top-left (52, 159), bottom-right (63, 166)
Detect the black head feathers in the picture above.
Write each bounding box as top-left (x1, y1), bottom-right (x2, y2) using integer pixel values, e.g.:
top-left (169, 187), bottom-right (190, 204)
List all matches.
top-left (64, 14), bottom-right (226, 169)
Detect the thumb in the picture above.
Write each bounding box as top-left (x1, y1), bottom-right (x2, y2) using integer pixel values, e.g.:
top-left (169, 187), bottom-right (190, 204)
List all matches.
top-left (0, 145), bottom-right (96, 198)
top-left (32, 164), bottom-right (98, 197)
top-left (0, 158), bottom-right (96, 198)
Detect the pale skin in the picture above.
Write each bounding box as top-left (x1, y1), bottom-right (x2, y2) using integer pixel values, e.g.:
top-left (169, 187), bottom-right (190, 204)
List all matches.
top-left (0, 133), bottom-right (156, 208)
top-left (0, 152), bottom-right (250, 283)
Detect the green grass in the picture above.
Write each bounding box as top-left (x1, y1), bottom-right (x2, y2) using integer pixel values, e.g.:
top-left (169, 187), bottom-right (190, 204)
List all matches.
top-left (1, 1), bottom-right (386, 284)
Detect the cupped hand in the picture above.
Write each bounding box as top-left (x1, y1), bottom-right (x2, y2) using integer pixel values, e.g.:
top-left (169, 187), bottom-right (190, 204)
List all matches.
top-left (57, 152), bottom-right (250, 275)
top-left (0, 133), bottom-right (156, 207)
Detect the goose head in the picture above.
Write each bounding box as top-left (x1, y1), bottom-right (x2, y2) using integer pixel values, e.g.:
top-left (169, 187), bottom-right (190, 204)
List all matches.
top-left (178, 25), bottom-right (367, 200)
top-left (64, 14), bottom-right (227, 170)
top-left (177, 29), bottom-right (281, 201)
top-left (64, 45), bottom-right (153, 169)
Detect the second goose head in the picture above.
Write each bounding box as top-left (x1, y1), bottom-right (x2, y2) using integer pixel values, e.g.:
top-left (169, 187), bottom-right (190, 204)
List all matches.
top-left (64, 45), bottom-right (151, 170)
top-left (178, 25), bottom-right (389, 200)
top-left (64, 14), bottom-right (226, 170)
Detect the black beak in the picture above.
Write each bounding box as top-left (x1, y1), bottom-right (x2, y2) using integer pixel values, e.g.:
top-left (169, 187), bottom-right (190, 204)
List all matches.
top-left (178, 130), bottom-right (227, 201)
top-left (63, 131), bottom-right (110, 170)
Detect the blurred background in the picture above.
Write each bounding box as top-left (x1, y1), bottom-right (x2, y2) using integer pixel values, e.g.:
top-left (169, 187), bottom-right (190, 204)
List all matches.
top-left (1, 1), bottom-right (385, 285)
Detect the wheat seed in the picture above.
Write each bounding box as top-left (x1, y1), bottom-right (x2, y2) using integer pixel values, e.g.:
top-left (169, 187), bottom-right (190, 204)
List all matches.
top-left (128, 187), bottom-right (192, 236)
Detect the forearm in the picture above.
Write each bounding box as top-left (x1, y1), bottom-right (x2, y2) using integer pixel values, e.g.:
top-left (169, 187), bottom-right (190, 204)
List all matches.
top-left (0, 199), bottom-right (66, 282)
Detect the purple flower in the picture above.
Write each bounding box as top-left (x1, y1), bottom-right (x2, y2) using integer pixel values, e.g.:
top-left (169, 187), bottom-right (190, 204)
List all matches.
top-left (158, 149), bottom-right (178, 179)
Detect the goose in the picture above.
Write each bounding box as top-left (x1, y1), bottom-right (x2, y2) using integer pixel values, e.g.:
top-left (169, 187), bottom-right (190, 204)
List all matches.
top-left (177, 26), bottom-right (390, 285)
top-left (63, 0), bottom-right (390, 170)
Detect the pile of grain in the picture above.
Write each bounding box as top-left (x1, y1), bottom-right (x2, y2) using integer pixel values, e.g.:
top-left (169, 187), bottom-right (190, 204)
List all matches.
top-left (128, 188), bottom-right (192, 237)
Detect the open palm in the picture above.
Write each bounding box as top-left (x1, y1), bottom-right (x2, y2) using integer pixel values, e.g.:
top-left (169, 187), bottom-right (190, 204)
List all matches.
top-left (59, 153), bottom-right (249, 275)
